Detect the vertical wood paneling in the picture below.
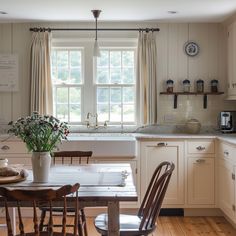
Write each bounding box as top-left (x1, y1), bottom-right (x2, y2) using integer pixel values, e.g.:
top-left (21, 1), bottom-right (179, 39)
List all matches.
top-left (0, 24), bottom-right (13, 122)
top-left (12, 23), bottom-right (31, 120)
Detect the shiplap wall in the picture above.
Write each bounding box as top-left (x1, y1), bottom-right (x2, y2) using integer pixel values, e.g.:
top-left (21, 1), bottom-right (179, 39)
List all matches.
top-left (0, 22), bottom-right (235, 126)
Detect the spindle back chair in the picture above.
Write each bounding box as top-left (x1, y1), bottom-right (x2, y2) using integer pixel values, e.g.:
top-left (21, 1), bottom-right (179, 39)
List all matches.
top-left (0, 183), bottom-right (80, 236)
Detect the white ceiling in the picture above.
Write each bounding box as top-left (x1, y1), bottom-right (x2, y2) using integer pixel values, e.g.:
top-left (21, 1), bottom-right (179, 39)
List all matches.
top-left (0, 0), bottom-right (236, 23)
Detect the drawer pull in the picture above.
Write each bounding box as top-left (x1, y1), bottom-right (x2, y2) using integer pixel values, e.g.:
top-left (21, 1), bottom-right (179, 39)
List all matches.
top-left (156, 142), bottom-right (167, 147)
top-left (196, 159), bottom-right (206, 163)
top-left (224, 151), bottom-right (229, 156)
top-left (1, 145), bottom-right (10, 150)
top-left (196, 146), bottom-right (205, 151)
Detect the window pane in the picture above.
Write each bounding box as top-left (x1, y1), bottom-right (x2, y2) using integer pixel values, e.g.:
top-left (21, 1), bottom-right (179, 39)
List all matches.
top-left (51, 51), bottom-right (57, 67)
top-left (56, 88), bottom-right (68, 103)
top-left (97, 87), bottom-right (109, 103)
top-left (57, 51), bottom-right (68, 67)
top-left (123, 87), bottom-right (134, 103)
top-left (70, 51), bottom-right (81, 67)
top-left (97, 51), bottom-right (109, 67)
top-left (51, 69), bottom-right (57, 82)
top-left (97, 104), bottom-right (109, 121)
top-left (70, 104), bottom-right (81, 122)
top-left (110, 104), bottom-right (121, 122)
top-left (110, 68), bottom-right (121, 84)
top-left (110, 51), bottom-right (121, 67)
top-left (58, 68), bottom-right (69, 82)
top-left (110, 88), bottom-right (121, 103)
top-left (57, 104), bottom-right (68, 122)
top-left (70, 68), bottom-right (81, 84)
top-left (97, 68), bottom-right (109, 84)
top-left (70, 87), bottom-right (81, 104)
top-left (122, 51), bottom-right (134, 67)
top-left (123, 68), bottom-right (134, 84)
top-left (123, 104), bottom-right (135, 122)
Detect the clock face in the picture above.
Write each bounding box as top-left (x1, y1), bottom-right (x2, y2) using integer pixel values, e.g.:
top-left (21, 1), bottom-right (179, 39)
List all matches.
top-left (184, 41), bottom-right (200, 57)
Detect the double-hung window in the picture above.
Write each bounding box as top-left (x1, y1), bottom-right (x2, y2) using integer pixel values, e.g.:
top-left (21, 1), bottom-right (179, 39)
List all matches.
top-left (51, 48), bottom-right (83, 123)
top-left (51, 41), bottom-right (136, 125)
top-left (95, 49), bottom-right (136, 124)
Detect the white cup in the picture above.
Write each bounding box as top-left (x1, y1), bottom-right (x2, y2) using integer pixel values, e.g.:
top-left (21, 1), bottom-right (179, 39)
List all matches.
top-left (0, 158), bottom-right (8, 167)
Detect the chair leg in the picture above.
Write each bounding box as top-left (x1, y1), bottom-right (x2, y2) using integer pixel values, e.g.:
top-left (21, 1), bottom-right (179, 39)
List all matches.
top-left (39, 210), bottom-right (46, 232)
top-left (80, 209), bottom-right (88, 236)
top-left (78, 213), bottom-right (84, 236)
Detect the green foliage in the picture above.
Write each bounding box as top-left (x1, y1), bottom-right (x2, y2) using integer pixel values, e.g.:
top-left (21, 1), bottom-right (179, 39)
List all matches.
top-left (8, 112), bottom-right (69, 152)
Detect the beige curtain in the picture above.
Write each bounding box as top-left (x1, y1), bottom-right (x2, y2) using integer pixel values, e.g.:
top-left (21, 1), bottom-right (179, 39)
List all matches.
top-left (30, 31), bottom-right (53, 115)
top-left (136, 31), bottom-right (158, 125)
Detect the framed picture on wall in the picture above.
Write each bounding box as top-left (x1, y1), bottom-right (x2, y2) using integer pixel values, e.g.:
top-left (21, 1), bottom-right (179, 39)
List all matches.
top-left (184, 41), bottom-right (200, 57)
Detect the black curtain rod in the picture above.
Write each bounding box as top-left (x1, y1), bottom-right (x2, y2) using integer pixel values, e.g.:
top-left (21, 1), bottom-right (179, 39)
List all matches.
top-left (29, 27), bottom-right (160, 32)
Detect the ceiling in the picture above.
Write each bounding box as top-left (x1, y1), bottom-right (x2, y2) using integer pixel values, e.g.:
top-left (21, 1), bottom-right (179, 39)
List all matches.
top-left (0, 0), bottom-right (236, 23)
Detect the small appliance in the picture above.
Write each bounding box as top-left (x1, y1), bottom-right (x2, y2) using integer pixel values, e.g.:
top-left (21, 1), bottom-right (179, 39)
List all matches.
top-left (220, 111), bottom-right (236, 133)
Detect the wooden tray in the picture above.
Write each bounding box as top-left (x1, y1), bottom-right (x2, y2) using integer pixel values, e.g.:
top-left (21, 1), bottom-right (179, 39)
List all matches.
top-left (0, 174), bottom-right (26, 184)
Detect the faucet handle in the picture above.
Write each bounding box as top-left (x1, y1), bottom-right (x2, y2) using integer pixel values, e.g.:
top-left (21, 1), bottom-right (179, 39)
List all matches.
top-left (104, 120), bottom-right (109, 127)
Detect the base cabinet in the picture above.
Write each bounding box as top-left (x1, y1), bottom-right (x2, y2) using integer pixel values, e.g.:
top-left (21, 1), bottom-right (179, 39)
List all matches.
top-left (140, 141), bottom-right (184, 205)
top-left (187, 157), bottom-right (215, 205)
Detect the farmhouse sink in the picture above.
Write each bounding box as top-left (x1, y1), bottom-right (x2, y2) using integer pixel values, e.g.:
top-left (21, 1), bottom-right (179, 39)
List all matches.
top-left (60, 133), bottom-right (136, 157)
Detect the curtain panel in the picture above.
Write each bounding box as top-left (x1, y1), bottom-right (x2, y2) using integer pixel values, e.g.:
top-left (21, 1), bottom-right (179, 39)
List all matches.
top-left (30, 31), bottom-right (53, 115)
top-left (136, 31), bottom-right (158, 125)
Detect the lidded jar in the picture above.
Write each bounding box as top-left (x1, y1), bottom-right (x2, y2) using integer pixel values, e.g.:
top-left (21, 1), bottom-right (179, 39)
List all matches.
top-left (166, 79), bottom-right (174, 93)
top-left (196, 79), bottom-right (204, 93)
top-left (211, 79), bottom-right (218, 93)
top-left (183, 79), bottom-right (191, 93)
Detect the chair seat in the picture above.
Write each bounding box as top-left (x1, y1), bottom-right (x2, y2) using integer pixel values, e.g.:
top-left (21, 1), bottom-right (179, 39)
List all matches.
top-left (16, 232), bottom-right (75, 236)
top-left (94, 214), bottom-right (155, 236)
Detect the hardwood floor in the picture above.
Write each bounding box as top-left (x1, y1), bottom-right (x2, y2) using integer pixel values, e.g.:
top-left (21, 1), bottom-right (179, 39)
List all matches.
top-left (0, 216), bottom-right (236, 235)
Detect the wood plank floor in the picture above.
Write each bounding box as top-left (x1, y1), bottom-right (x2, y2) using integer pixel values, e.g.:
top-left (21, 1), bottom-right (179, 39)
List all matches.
top-left (1, 216), bottom-right (236, 235)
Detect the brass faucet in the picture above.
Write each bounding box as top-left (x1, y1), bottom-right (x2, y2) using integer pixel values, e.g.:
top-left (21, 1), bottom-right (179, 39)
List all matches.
top-left (86, 112), bottom-right (102, 129)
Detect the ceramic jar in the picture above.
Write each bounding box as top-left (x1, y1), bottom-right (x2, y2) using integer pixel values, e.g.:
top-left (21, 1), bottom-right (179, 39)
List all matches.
top-left (166, 79), bottom-right (174, 93)
top-left (183, 79), bottom-right (191, 93)
top-left (186, 119), bottom-right (201, 134)
top-left (0, 158), bottom-right (8, 168)
top-left (196, 79), bottom-right (204, 93)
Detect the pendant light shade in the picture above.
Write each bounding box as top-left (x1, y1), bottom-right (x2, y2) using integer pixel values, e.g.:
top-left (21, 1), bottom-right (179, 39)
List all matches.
top-left (92, 10), bottom-right (102, 58)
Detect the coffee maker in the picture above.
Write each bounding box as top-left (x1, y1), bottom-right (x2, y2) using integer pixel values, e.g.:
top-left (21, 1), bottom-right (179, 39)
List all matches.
top-left (220, 111), bottom-right (236, 133)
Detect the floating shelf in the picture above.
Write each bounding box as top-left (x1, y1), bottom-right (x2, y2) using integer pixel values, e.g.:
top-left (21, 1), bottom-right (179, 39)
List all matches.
top-left (160, 92), bottom-right (224, 109)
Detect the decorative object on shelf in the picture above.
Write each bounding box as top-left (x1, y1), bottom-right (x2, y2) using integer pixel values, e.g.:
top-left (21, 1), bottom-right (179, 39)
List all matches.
top-left (166, 79), bottom-right (174, 93)
top-left (8, 112), bottom-right (69, 183)
top-left (185, 119), bottom-right (201, 134)
top-left (183, 79), bottom-right (191, 93)
top-left (211, 79), bottom-right (219, 93)
top-left (92, 9), bottom-right (102, 57)
top-left (184, 41), bottom-right (200, 57)
top-left (196, 79), bottom-right (204, 93)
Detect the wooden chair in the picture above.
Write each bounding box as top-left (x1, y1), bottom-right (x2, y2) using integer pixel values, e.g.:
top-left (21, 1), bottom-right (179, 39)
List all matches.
top-left (0, 183), bottom-right (80, 236)
top-left (94, 161), bottom-right (175, 236)
top-left (39, 151), bottom-right (93, 236)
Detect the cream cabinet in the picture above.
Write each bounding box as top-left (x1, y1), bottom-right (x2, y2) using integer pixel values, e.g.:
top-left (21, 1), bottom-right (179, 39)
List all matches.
top-left (187, 157), bottom-right (215, 205)
top-left (227, 21), bottom-right (236, 100)
top-left (140, 141), bottom-right (184, 206)
top-left (218, 141), bottom-right (236, 221)
top-left (187, 140), bottom-right (215, 206)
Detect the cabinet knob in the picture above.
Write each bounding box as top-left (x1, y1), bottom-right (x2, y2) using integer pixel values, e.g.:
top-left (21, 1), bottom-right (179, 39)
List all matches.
top-left (196, 159), bottom-right (206, 163)
top-left (1, 145), bottom-right (10, 150)
top-left (196, 146), bottom-right (205, 151)
top-left (224, 151), bottom-right (229, 156)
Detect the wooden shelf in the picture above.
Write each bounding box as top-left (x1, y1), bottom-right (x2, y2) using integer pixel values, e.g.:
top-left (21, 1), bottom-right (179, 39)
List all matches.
top-left (160, 92), bottom-right (224, 109)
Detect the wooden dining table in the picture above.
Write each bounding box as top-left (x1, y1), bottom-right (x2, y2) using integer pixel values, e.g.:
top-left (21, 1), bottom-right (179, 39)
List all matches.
top-left (0, 163), bottom-right (138, 236)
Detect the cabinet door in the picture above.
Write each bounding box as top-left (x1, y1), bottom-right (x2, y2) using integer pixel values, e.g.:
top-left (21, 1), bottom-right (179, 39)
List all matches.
top-left (218, 158), bottom-right (235, 219)
top-left (227, 22), bottom-right (236, 97)
top-left (141, 141), bottom-right (184, 205)
top-left (187, 157), bottom-right (214, 205)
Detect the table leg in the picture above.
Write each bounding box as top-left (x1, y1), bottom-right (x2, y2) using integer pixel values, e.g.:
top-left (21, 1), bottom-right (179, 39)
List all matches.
top-left (9, 207), bottom-right (16, 235)
top-left (108, 201), bottom-right (120, 236)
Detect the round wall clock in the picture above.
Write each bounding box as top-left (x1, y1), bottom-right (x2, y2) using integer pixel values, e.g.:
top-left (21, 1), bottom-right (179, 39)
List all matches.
top-left (184, 41), bottom-right (200, 57)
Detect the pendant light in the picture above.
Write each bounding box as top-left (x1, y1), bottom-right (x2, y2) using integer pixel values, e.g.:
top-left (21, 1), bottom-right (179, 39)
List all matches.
top-left (92, 10), bottom-right (102, 57)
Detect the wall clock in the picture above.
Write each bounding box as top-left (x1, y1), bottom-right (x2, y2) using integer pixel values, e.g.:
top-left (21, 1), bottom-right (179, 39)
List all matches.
top-left (184, 41), bottom-right (200, 57)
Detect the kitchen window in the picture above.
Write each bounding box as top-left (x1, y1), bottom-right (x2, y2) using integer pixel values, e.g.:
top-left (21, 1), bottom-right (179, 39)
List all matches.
top-left (51, 42), bottom-right (136, 125)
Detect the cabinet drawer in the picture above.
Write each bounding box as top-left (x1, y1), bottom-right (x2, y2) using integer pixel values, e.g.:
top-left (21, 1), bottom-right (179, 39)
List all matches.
top-left (0, 142), bottom-right (28, 154)
top-left (187, 141), bottom-right (215, 154)
top-left (218, 142), bottom-right (235, 162)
